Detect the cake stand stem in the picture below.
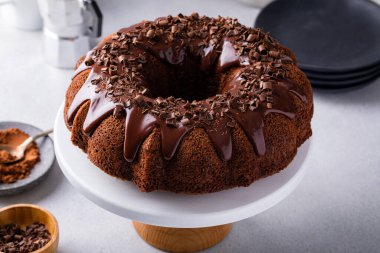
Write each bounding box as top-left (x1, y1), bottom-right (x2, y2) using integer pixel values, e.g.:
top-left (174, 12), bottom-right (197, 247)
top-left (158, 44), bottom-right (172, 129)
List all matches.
top-left (133, 221), bottom-right (232, 253)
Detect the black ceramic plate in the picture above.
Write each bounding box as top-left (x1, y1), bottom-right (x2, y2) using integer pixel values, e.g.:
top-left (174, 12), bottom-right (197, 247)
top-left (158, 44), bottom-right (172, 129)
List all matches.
top-left (309, 71), bottom-right (380, 88)
top-left (0, 122), bottom-right (55, 196)
top-left (305, 64), bottom-right (380, 80)
top-left (255, 0), bottom-right (380, 73)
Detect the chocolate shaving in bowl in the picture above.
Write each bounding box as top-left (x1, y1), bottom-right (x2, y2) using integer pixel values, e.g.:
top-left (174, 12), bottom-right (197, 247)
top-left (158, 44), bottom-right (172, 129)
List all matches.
top-left (0, 222), bottom-right (51, 253)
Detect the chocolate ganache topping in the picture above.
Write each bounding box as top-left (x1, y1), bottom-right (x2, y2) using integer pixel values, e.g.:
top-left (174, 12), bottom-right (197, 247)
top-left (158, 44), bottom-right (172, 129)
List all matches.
top-left (67, 13), bottom-right (306, 162)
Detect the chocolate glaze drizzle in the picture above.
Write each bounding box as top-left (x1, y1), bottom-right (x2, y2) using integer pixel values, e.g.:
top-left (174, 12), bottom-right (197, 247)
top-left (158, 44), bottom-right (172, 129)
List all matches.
top-left (124, 107), bottom-right (156, 161)
top-left (67, 14), bottom-right (307, 163)
top-left (71, 50), bottom-right (93, 79)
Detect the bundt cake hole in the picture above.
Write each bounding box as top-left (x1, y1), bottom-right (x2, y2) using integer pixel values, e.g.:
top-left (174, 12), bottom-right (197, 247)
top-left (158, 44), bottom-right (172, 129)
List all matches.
top-left (141, 58), bottom-right (221, 101)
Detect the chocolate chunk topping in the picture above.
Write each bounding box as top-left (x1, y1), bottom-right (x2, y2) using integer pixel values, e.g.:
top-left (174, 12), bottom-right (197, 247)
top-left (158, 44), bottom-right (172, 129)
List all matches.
top-left (68, 13), bottom-right (304, 162)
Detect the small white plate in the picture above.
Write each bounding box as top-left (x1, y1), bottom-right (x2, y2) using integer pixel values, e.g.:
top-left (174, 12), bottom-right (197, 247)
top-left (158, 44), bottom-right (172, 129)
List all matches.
top-left (55, 103), bottom-right (311, 228)
top-left (0, 122), bottom-right (55, 196)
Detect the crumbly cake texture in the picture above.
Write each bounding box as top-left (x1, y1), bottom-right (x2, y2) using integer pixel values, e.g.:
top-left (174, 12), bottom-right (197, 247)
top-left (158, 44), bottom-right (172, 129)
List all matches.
top-left (64, 13), bottom-right (313, 194)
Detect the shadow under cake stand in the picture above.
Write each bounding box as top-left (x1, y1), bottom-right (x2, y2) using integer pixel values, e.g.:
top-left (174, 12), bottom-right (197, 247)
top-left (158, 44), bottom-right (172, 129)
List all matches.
top-left (54, 104), bottom-right (311, 252)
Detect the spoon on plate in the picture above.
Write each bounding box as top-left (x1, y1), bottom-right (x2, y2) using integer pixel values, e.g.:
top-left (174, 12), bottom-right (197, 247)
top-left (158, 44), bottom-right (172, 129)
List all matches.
top-left (0, 128), bottom-right (53, 164)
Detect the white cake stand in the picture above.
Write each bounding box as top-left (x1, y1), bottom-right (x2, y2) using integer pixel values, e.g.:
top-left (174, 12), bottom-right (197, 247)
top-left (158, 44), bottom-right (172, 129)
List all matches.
top-left (54, 104), bottom-right (311, 252)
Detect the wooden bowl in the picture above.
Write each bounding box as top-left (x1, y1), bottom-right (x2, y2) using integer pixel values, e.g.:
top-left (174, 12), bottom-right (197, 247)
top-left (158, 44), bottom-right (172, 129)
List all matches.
top-left (0, 204), bottom-right (59, 253)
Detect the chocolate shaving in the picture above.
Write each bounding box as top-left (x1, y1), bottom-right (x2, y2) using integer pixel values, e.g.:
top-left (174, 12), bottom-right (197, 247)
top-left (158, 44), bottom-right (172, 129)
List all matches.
top-left (82, 13), bottom-right (292, 129)
top-left (0, 223), bottom-right (51, 253)
top-left (146, 29), bottom-right (155, 38)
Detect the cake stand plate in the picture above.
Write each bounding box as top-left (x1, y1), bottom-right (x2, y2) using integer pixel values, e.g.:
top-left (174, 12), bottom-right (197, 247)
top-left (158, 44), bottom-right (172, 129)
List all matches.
top-left (54, 103), bottom-right (311, 252)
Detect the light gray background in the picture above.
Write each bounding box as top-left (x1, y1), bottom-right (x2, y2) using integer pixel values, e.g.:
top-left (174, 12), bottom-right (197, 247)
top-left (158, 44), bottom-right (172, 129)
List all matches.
top-left (0, 0), bottom-right (379, 252)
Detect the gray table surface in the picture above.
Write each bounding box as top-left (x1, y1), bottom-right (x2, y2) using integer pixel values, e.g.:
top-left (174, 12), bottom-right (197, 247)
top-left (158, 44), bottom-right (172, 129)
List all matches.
top-left (1, 0), bottom-right (380, 252)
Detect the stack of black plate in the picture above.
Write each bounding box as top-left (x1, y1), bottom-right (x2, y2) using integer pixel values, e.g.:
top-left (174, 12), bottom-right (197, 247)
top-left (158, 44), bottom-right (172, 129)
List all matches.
top-left (255, 0), bottom-right (380, 88)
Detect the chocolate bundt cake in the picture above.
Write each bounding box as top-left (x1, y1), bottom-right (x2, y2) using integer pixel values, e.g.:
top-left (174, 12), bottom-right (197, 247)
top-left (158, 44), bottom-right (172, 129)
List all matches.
top-left (64, 13), bottom-right (313, 194)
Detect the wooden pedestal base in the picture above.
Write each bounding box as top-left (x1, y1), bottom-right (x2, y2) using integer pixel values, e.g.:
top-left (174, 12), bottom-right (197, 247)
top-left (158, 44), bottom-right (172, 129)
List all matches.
top-left (133, 221), bottom-right (232, 253)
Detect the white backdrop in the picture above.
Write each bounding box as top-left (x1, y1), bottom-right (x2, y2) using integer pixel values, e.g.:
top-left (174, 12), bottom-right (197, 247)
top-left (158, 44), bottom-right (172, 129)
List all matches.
top-left (0, 1), bottom-right (379, 252)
